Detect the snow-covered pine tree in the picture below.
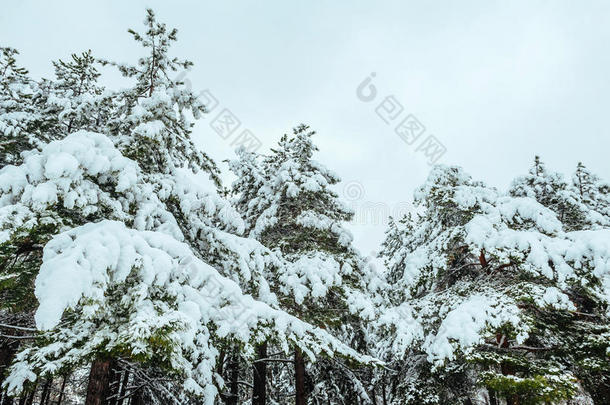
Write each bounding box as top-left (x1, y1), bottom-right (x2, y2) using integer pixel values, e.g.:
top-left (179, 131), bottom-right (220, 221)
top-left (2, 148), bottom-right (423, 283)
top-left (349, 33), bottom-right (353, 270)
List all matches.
top-left (94, 13), bottom-right (277, 402)
top-left (376, 165), bottom-right (610, 404)
top-left (0, 47), bottom-right (124, 404)
top-left (573, 162), bottom-right (599, 206)
top-left (230, 124), bottom-right (375, 404)
top-left (572, 161), bottom-right (610, 225)
top-left (226, 146), bottom-right (270, 404)
top-left (100, 8), bottom-right (219, 182)
top-left (0, 47), bottom-right (43, 166)
top-left (0, 47), bottom-right (105, 169)
top-left (39, 50), bottom-right (110, 138)
top-left (510, 156), bottom-right (590, 231)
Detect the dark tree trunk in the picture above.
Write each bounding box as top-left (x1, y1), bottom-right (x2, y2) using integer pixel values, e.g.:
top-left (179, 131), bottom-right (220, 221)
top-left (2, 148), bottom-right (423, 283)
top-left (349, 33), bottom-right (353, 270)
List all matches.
top-left (0, 394), bottom-right (13, 405)
top-left (0, 390), bottom-right (13, 405)
top-left (23, 384), bottom-right (36, 405)
top-left (56, 375), bottom-right (68, 405)
top-left (39, 379), bottom-right (51, 405)
top-left (130, 388), bottom-right (145, 405)
top-left (0, 340), bottom-right (19, 405)
top-left (488, 390), bottom-right (498, 405)
top-left (227, 351), bottom-right (239, 405)
top-left (108, 364), bottom-right (123, 405)
top-left (294, 348), bottom-right (306, 405)
top-left (252, 342), bottom-right (267, 405)
top-left (85, 357), bottom-right (116, 405)
top-left (217, 350), bottom-right (225, 376)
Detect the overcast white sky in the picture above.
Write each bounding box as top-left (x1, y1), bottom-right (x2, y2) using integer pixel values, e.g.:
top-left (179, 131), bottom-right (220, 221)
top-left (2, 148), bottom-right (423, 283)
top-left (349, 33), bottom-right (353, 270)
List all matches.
top-left (2, 1), bottom-right (609, 254)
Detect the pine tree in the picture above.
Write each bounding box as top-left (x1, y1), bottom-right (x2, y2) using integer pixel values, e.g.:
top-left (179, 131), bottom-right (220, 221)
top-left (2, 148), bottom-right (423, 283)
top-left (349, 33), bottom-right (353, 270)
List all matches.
top-left (230, 124), bottom-right (375, 403)
top-left (40, 50), bottom-right (109, 137)
top-left (376, 165), bottom-right (610, 404)
top-left (510, 156), bottom-right (589, 231)
top-left (0, 47), bottom-right (100, 401)
top-left (101, 8), bottom-right (219, 182)
top-left (0, 47), bottom-right (43, 166)
top-left (572, 161), bottom-right (610, 225)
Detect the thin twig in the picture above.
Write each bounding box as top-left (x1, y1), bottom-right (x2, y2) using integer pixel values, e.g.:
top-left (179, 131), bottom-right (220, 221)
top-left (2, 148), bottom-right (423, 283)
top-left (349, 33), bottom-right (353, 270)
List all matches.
top-left (0, 323), bottom-right (36, 332)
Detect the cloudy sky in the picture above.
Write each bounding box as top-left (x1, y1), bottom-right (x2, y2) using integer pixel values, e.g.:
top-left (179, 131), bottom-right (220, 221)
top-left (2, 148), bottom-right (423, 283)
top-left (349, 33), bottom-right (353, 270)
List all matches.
top-left (2, 1), bottom-right (609, 253)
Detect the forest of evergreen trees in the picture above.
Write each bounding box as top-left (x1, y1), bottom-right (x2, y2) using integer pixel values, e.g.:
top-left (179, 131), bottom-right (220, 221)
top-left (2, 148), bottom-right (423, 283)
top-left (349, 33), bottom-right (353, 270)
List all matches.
top-left (1, 9), bottom-right (609, 405)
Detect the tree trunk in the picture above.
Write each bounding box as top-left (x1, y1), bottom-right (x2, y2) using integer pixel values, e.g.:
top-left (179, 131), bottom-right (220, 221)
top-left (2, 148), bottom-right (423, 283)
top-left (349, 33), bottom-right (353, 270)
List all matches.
top-left (23, 384), bottom-right (36, 405)
top-left (0, 390), bottom-right (13, 405)
top-left (227, 351), bottom-right (239, 405)
top-left (488, 389), bottom-right (498, 405)
top-left (294, 348), bottom-right (306, 405)
top-left (381, 375), bottom-right (388, 405)
top-left (85, 357), bottom-right (116, 405)
top-left (0, 394), bottom-right (13, 405)
top-left (56, 375), bottom-right (68, 405)
top-left (39, 379), bottom-right (51, 405)
top-left (0, 340), bottom-right (19, 405)
top-left (108, 365), bottom-right (123, 405)
top-left (130, 388), bottom-right (145, 405)
top-left (252, 342), bottom-right (267, 405)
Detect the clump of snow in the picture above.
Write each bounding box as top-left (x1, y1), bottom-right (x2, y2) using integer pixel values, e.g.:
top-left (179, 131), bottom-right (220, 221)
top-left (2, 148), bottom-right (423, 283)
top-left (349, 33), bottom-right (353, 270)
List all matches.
top-left (424, 295), bottom-right (524, 366)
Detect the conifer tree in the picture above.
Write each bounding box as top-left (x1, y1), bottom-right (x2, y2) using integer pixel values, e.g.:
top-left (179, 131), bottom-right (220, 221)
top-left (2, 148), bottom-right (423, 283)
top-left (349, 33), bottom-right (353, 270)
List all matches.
top-left (40, 50), bottom-right (108, 137)
top-left (0, 47), bottom-right (42, 166)
top-left (510, 156), bottom-right (589, 231)
top-left (572, 161), bottom-right (610, 224)
top-left (230, 124), bottom-right (375, 404)
top-left (376, 165), bottom-right (610, 404)
top-left (101, 9), bottom-right (219, 182)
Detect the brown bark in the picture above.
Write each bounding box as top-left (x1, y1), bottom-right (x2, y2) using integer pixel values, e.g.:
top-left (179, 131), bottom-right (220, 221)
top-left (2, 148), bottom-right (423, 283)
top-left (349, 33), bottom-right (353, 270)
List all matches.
top-left (479, 249), bottom-right (488, 268)
top-left (216, 349), bottom-right (225, 376)
top-left (294, 348), bottom-right (306, 405)
top-left (252, 342), bottom-right (267, 405)
top-left (85, 357), bottom-right (116, 405)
